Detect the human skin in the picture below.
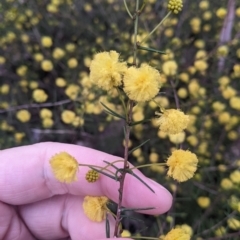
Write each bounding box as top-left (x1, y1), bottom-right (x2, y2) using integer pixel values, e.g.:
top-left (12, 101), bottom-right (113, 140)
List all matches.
top-left (0, 142), bottom-right (172, 240)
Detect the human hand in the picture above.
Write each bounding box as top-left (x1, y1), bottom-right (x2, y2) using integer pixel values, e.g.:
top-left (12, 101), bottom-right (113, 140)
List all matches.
top-left (0, 142), bottom-right (172, 240)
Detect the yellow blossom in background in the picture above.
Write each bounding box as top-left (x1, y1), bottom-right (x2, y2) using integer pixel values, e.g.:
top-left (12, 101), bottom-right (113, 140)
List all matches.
top-left (236, 7), bottom-right (240, 17)
top-left (167, 0), bottom-right (183, 14)
top-left (168, 131), bottom-right (186, 144)
top-left (16, 65), bottom-right (27, 76)
top-left (149, 152), bottom-right (159, 163)
top-left (41, 60), bottom-right (53, 71)
top-left (216, 8), bottom-right (227, 19)
top-left (46, 3), bottom-right (57, 10)
top-left (52, 47), bottom-right (65, 59)
top-left (162, 60), bottom-right (178, 76)
top-left (83, 196), bottom-right (109, 222)
top-left (203, 11), bottom-right (212, 20)
top-left (0, 56), bottom-right (6, 64)
top-left (217, 45), bottom-right (229, 57)
top-left (0, 84), bottom-right (10, 94)
top-left (199, 0), bottom-right (209, 10)
top-left (16, 109), bottom-right (31, 123)
top-left (156, 109), bottom-right (189, 135)
top-left (34, 53), bottom-right (44, 62)
top-left (41, 36), bottom-right (53, 47)
top-left (40, 108), bottom-right (52, 119)
top-left (194, 39), bottom-right (205, 49)
top-left (214, 227), bottom-right (226, 237)
top-left (50, 152), bottom-right (79, 183)
top-left (14, 132), bottom-right (26, 144)
top-left (229, 96), bottom-right (240, 110)
top-left (29, 81), bottom-right (39, 89)
top-left (68, 58), bottom-right (78, 68)
top-left (179, 72), bottom-right (189, 82)
top-left (32, 89), bottom-right (48, 102)
top-left (194, 59), bottom-right (208, 72)
top-left (166, 149), bottom-right (198, 182)
top-left (163, 227), bottom-right (191, 240)
top-left (177, 87), bottom-right (188, 98)
top-left (89, 50), bottom-right (127, 91)
top-left (121, 230), bottom-right (131, 237)
top-left (55, 77), bottom-right (67, 87)
top-left (61, 110), bottom-right (76, 124)
top-left (123, 64), bottom-right (161, 102)
top-left (65, 43), bottom-right (76, 52)
top-left (187, 135), bottom-right (198, 146)
top-left (227, 218), bottom-right (240, 230)
top-left (218, 112), bottom-right (230, 124)
top-left (220, 178), bottom-right (233, 190)
top-left (221, 86), bottom-right (236, 99)
top-left (230, 170), bottom-right (240, 184)
top-left (197, 196), bottom-right (211, 208)
top-left (65, 84), bottom-right (80, 100)
top-left (42, 118), bottom-right (54, 128)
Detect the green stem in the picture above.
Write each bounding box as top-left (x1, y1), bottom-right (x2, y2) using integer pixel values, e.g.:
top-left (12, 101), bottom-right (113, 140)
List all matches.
top-left (101, 159), bottom-right (125, 171)
top-left (133, 0), bottom-right (140, 66)
top-left (78, 163), bottom-right (115, 175)
top-left (114, 2), bottom-right (139, 236)
top-left (140, 11), bottom-right (171, 44)
top-left (123, 0), bottom-right (133, 19)
top-left (130, 162), bottom-right (166, 170)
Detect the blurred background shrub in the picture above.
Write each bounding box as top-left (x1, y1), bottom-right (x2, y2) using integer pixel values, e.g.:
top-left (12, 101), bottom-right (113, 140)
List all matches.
top-left (0, 0), bottom-right (240, 239)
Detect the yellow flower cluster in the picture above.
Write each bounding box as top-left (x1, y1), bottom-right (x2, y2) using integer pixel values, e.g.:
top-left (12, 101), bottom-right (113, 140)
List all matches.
top-left (90, 51), bottom-right (162, 102)
top-left (168, 0), bottom-right (183, 14)
top-left (90, 51), bottom-right (127, 91)
top-left (163, 227), bottom-right (191, 240)
top-left (166, 149), bottom-right (198, 182)
top-left (16, 109), bottom-right (31, 123)
top-left (83, 196), bottom-right (109, 222)
top-left (49, 152), bottom-right (79, 183)
top-left (32, 89), bottom-right (48, 102)
top-left (156, 109), bottom-right (189, 135)
top-left (124, 64), bottom-right (161, 102)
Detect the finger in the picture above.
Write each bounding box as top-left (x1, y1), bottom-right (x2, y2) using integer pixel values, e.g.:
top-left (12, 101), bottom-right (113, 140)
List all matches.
top-left (0, 201), bottom-right (35, 240)
top-left (19, 194), bottom-right (115, 240)
top-left (0, 142), bottom-right (172, 214)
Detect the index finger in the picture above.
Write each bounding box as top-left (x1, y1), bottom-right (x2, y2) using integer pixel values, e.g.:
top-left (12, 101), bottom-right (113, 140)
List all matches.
top-left (0, 142), bottom-right (172, 215)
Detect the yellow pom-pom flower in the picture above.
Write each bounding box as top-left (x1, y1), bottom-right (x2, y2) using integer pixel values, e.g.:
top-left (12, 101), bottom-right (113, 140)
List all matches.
top-left (67, 58), bottom-right (78, 68)
top-left (85, 170), bottom-right (100, 183)
top-left (41, 60), bottom-right (53, 71)
top-left (32, 89), bottom-right (48, 102)
top-left (166, 149), bottom-right (198, 182)
top-left (168, 0), bottom-right (183, 14)
top-left (83, 196), bottom-right (109, 222)
top-left (163, 227), bottom-right (191, 240)
top-left (41, 36), bottom-right (53, 47)
top-left (52, 47), bottom-right (65, 59)
top-left (16, 109), bottom-right (31, 123)
top-left (40, 108), bottom-right (52, 119)
top-left (65, 84), bottom-right (80, 100)
top-left (229, 96), bottom-right (240, 110)
top-left (197, 196), bottom-right (211, 208)
top-left (55, 77), bottom-right (67, 87)
top-left (162, 60), bottom-right (178, 76)
top-left (61, 110), bottom-right (76, 124)
top-left (156, 109), bottom-right (189, 135)
top-left (123, 64), bottom-right (161, 102)
top-left (89, 50), bottom-right (127, 91)
top-left (50, 152), bottom-right (79, 183)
